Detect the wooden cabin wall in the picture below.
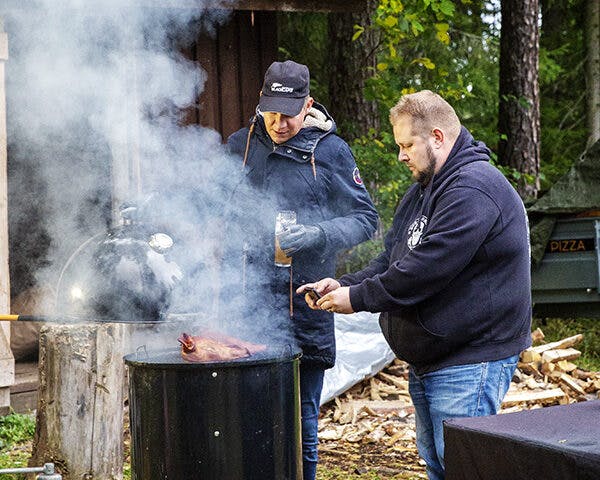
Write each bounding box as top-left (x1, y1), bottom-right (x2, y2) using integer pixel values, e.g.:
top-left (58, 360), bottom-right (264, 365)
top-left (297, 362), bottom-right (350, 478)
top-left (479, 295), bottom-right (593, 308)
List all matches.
top-left (182, 10), bottom-right (278, 141)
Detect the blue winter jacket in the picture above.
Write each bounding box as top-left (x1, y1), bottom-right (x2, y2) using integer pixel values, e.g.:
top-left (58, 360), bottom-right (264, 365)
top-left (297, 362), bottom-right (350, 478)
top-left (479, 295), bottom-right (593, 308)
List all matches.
top-left (226, 103), bottom-right (378, 368)
top-left (340, 127), bottom-right (532, 374)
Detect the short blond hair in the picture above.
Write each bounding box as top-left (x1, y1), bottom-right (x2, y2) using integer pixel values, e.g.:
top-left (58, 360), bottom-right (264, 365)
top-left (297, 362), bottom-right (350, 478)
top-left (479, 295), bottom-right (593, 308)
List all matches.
top-left (389, 90), bottom-right (461, 140)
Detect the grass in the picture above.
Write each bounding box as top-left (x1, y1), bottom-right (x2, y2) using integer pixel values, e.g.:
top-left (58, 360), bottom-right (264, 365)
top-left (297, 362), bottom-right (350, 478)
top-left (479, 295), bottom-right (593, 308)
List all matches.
top-left (0, 414), bottom-right (35, 451)
top-left (0, 412), bottom-right (35, 480)
top-left (532, 317), bottom-right (600, 371)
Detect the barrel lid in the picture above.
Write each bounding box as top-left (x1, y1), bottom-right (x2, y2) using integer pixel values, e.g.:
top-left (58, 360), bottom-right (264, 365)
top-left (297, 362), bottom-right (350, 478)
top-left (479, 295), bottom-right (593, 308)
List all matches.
top-left (124, 345), bottom-right (302, 369)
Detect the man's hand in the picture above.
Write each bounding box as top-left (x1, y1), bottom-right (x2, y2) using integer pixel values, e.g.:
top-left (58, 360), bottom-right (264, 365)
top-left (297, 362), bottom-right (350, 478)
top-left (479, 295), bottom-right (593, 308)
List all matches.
top-left (297, 278), bottom-right (354, 314)
top-left (278, 224), bottom-right (324, 255)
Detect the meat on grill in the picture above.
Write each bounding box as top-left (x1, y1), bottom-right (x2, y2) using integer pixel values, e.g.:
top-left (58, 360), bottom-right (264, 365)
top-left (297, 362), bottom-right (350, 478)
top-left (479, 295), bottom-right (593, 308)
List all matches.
top-left (177, 331), bottom-right (267, 362)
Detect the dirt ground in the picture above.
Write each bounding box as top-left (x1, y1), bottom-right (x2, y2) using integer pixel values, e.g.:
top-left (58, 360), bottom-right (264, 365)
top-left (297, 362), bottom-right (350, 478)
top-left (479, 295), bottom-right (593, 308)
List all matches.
top-left (317, 431), bottom-right (426, 479)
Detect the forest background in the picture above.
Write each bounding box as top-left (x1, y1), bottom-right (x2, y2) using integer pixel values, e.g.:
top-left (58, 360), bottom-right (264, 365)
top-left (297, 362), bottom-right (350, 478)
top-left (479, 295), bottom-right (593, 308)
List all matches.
top-left (278, 0), bottom-right (589, 273)
top-left (277, 0), bottom-right (600, 371)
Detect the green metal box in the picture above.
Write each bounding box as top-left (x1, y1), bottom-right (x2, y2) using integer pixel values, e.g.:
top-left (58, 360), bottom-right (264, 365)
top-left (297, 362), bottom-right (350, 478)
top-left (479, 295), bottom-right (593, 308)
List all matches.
top-left (531, 216), bottom-right (600, 318)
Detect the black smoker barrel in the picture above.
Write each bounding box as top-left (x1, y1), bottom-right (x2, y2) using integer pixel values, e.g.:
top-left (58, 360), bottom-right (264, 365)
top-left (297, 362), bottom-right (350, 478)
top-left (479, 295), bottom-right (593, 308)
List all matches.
top-left (124, 346), bottom-right (303, 480)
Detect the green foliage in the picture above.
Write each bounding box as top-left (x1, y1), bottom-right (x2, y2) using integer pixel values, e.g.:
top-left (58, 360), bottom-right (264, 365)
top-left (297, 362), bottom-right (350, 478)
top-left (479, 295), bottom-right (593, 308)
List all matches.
top-left (277, 12), bottom-right (330, 105)
top-left (352, 129), bottom-right (413, 226)
top-left (0, 413), bottom-right (35, 480)
top-left (367, 1), bottom-right (502, 148)
top-left (538, 0), bottom-right (588, 190)
top-left (277, 0), bottom-right (590, 221)
top-left (365, 0), bottom-right (458, 113)
top-left (0, 447), bottom-right (29, 480)
top-left (349, 0), bottom-right (504, 232)
top-left (0, 413), bottom-right (35, 451)
top-left (532, 318), bottom-right (600, 372)
top-left (336, 238), bottom-right (384, 278)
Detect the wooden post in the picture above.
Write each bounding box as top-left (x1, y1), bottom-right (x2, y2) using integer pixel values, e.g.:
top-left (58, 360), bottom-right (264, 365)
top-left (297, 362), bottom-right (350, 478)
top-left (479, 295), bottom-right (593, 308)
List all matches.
top-left (0, 17), bottom-right (15, 417)
top-left (31, 323), bottom-right (125, 479)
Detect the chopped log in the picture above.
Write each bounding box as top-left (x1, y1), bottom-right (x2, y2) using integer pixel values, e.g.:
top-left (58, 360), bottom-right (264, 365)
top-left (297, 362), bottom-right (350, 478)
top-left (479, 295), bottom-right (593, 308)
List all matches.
top-left (548, 370), bottom-right (564, 381)
top-left (376, 381), bottom-right (403, 396)
top-left (334, 400), bottom-right (356, 425)
top-left (572, 368), bottom-right (596, 380)
top-left (555, 360), bottom-right (577, 373)
top-left (512, 368), bottom-right (525, 383)
top-left (541, 361), bottom-right (556, 375)
top-left (346, 399), bottom-right (413, 416)
top-left (524, 377), bottom-right (544, 390)
top-left (530, 334), bottom-right (583, 354)
top-left (518, 361), bottom-right (542, 377)
top-left (377, 371), bottom-right (409, 391)
top-left (30, 323), bottom-right (125, 479)
top-left (520, 349), bottom-right (542, 364)
top-left (385, 362), bottom-right (409, 379)
top-left (583, 379), bottom-right (596, 393)
top-left (541, 348), bottom-right (581, 364)
top-left (531, 327), bottom-right (545, 344)
top-left (502, 387), bottom-right (566, 407)
top-left (370, 377), bottom-right (383, 401)
top-left (559, 373), bottom-right (587, 396)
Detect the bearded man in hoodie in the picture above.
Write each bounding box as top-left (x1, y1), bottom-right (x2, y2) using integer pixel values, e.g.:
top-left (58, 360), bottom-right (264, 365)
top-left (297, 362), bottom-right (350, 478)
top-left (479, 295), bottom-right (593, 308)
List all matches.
top-left (226, 60), bottom-right (378, 480)
top-left (298, 90), bottom-right (532, 480)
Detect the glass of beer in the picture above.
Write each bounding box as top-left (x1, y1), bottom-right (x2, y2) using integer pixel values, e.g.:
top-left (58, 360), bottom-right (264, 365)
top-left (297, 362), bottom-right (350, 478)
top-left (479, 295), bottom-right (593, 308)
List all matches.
top-left (274, 210), bottom-right (296, 267)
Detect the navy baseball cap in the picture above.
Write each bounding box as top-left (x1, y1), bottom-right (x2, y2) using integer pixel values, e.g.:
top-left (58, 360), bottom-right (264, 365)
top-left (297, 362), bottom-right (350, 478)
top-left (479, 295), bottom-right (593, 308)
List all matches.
top-left (259, 60), bottom-right (310, 117)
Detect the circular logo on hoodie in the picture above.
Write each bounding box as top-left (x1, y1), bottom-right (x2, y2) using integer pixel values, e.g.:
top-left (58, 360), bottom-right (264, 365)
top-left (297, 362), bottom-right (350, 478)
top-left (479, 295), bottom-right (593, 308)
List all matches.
top-left (407, 215), bottom-right (428, 250)
top-left (352, 167), bottom-right (363, 186)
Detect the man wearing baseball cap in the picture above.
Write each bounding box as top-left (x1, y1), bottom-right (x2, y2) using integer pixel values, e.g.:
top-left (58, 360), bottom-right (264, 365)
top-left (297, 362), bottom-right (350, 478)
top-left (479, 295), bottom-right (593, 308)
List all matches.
top-left (226, 60), bottom-right (378, 480)
top-left (259, 60), bottom-right (311, 117)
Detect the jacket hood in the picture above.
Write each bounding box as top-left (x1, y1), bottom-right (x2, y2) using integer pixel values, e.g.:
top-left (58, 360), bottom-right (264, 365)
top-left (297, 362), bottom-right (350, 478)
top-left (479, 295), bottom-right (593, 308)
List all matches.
top-left (431, 126), bottom-right (491, 189)
top-left (254, 101), bottom-right (337, 152)
top-left (412, 126), bottom-right (491, 220)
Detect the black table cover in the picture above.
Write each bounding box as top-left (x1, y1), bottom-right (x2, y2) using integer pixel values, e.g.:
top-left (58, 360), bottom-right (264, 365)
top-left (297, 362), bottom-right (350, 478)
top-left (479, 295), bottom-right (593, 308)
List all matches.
top-left (444, 400), bottom-right (600, 480)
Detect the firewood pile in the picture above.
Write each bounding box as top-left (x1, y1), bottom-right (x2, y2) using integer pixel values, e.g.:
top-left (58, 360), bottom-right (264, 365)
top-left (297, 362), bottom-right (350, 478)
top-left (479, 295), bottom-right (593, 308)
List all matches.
top-left (319, 360), bottom-right (413, 445)
top-left (317, 328), bottom-right (598, 476)
top-left (502, 328), bottom-right (600, 411)
top-left (318, 360), bottom-right (426, 477)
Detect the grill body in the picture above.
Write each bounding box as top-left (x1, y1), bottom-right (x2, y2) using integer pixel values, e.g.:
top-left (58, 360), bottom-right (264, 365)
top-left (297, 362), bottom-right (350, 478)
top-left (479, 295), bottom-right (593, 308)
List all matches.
top-left (124, 347), bottom-right (302, 480)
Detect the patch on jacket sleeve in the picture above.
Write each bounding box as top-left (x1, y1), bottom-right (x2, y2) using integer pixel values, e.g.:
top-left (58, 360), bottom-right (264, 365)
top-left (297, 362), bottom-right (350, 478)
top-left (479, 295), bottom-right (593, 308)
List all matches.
top-left (352, 167), bottom-right (364, 186)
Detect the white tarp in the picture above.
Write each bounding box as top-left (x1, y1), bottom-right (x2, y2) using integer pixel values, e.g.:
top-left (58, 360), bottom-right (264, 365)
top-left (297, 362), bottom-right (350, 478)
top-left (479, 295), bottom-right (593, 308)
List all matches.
top-left (321, 311), bottom-right (396, 405)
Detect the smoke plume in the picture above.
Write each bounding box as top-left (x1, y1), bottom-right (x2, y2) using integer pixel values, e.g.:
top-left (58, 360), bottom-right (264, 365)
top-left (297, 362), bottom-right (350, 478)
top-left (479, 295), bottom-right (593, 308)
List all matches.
top-left (3, 1), bottom-right (293, 351)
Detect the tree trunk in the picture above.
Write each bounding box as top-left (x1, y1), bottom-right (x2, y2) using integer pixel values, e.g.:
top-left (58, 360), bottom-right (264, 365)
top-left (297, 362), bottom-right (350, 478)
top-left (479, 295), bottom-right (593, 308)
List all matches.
top-left (498, 0), bottom-right (541, 200)
top-left (586, 0), bottom-right (600, 146)
top-left (327, 0), bottom-right (379, 140)
top-left (31, 323), bottom-right (125, 479)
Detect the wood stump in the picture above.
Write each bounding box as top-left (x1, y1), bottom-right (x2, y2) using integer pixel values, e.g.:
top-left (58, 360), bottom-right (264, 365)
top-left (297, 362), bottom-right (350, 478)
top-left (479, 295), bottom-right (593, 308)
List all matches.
top-left (31, 323), bottom-right (125, 480)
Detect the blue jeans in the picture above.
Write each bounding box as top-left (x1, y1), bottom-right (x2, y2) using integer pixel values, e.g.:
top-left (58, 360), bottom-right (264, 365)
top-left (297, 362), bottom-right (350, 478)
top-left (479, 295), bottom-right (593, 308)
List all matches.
top-left (299, 364), bottom-right (325, 480)
top-left (409, 355), bottom-right (519, 480)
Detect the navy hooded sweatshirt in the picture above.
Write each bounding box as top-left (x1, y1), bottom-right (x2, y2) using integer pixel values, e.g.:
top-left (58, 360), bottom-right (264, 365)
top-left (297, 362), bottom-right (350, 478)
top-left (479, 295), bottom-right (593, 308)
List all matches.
top-left (339, 127), bottom-right (532, 374)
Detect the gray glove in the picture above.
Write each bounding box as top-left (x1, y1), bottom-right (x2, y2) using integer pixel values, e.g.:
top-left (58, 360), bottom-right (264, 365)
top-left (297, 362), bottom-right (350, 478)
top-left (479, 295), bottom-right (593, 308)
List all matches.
top-left (278, 224), bottom-right (325, 255)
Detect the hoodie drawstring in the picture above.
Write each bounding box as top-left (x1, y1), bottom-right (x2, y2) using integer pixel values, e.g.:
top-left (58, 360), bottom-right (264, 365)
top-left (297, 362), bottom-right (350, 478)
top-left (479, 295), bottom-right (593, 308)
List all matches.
top-left (310, 154), bottom-right (317, 180)
top-left (289, 265), bottom-right (294, 318)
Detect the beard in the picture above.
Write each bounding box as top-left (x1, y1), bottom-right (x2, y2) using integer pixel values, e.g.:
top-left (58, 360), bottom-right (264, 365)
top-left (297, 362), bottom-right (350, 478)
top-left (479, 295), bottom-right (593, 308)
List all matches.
top-left (414, 144), bottom-right (436, 185)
